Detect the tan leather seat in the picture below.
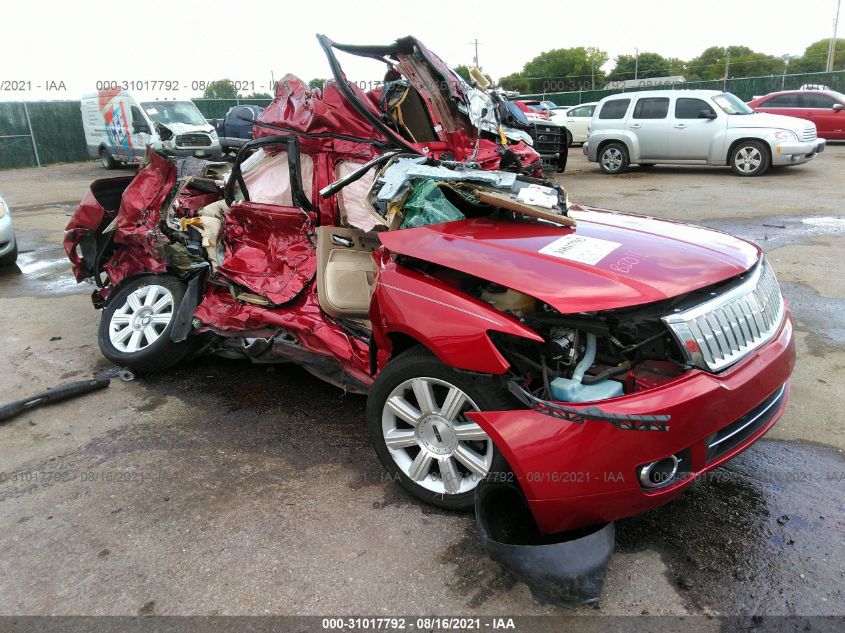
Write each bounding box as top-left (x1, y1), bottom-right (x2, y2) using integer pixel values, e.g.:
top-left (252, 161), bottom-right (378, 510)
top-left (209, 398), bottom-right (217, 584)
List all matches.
top-left (316, 226), bottom-right (379, 318)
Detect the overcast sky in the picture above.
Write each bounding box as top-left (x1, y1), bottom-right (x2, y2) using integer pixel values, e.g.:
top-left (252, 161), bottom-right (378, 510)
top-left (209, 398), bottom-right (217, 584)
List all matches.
top-left (1, 0), bottom-right (841, 101)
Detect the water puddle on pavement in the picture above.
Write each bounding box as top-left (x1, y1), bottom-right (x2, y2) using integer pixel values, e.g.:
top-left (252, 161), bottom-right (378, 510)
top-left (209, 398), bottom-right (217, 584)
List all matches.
top-left (616, 439), bottom-right (845, 615)
top-left (0, 230), bottom-right (84, 298)
top-left (702, 215), bottom-right (845, 250)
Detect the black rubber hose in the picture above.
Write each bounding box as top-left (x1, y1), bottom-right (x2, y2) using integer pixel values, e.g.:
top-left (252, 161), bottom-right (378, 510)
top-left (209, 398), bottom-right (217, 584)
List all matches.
top-left (581, 364), bottom-right (630, 385)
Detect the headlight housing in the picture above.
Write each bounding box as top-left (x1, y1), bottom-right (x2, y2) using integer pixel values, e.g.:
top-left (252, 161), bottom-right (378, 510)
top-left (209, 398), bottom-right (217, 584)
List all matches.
top-left (772, 130), bottom-right (798, 142)
top-left (209, 129), bottom-right (218, 139)
top-left (0, 198), bottom-right (8, 219)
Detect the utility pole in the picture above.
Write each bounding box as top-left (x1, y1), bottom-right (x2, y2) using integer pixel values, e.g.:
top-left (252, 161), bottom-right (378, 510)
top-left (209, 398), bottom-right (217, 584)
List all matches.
top-left (827, 0), bottom-right (841, 72)
top-left (634, 47), bottom-right (639, 80)
top-left (470, 39), bottom-right (481, 68)
top-left (781, 55), bottom-right (790, 90)
top-left (724, 49), bottom-right (731, 90)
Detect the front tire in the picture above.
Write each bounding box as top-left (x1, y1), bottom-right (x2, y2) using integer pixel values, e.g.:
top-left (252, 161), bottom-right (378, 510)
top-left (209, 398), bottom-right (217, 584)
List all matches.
top-left (366, 346), bottom-right (513, 510)
top-left (0, 243), bottom-right (17, 267)
top-left (599, 142), bottom-right (629, 174)
top-left (556, 140), bottom-right (569, 173)
top-left (730, 140), bottom-right (770, 176)
top-left (98, 275), bottom-right (191, 374)
top-left (99, 147), bottom-right (117, 170)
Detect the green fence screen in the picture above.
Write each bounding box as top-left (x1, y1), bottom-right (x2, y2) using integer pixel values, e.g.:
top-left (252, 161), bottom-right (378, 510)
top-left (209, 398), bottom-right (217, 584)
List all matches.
top-left (1, 72), bottom-right (843, 171)
top-left (0, 101), bottom-right (90, 170)
top-left (522, 70), bottom-right (845, 107)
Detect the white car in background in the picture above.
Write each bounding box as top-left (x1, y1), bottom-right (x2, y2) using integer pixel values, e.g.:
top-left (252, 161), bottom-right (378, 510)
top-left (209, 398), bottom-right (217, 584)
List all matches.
top-left (0, 195), bottom-right (18, 267)
top-left (550, 102), bottom-right (598, 145)
top-left (585, 90), bottom-right (825, 176)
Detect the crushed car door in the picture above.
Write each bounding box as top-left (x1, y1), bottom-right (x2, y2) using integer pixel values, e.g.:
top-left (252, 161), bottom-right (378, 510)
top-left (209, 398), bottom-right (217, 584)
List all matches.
top-left (318, 34), bottom-right (472, 147)
top-left (217, 135), bottom-right (317, 305)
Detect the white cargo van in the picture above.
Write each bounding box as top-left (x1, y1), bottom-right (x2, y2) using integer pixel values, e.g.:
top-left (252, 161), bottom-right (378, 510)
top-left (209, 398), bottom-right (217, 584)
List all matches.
top-left (81, 90), bottom-right (223, 169)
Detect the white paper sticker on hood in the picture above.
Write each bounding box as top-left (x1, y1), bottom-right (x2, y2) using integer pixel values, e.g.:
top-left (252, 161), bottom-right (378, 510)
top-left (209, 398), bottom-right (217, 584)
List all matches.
top-left (539, 234), bottom-right (621, 265)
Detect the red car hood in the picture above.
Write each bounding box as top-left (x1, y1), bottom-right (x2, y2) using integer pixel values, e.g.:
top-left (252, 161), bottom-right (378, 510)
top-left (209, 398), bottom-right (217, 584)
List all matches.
top-left (378, 206), bottom-right (761, 313)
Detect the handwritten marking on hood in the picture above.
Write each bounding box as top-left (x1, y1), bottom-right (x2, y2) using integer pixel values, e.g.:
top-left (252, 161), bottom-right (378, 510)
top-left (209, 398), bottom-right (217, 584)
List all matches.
top-left (538, 235), bottom-right (621, 266)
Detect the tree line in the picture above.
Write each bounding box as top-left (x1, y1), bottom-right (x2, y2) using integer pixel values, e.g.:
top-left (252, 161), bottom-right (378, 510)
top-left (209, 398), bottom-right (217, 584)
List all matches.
top-left (198, 38), bottom-right (844, 99)
top-left (489, 38), bottom-right (845, 94)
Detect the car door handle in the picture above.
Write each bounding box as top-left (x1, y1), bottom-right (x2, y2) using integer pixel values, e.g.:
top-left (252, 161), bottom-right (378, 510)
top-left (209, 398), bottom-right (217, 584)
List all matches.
top-left (630, 123), bottom-right (642, 129)
top-left (673, 124), bottom-right (687, 129)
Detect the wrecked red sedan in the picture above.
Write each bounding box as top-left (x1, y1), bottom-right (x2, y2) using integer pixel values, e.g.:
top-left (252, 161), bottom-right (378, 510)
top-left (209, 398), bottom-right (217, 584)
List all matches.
top-left (65, 36), bottom-right (794, 537)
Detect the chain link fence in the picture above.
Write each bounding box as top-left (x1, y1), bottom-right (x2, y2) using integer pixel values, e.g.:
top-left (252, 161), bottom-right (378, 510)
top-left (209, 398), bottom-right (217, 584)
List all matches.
top-left (2, 72), bottom-right (844, 170)
top-left (0, 98), bottom-right (274, 171)
top-left (521, 70), bottom-right (845, 107)
top-left (0, 101), bottom-right (89, 169)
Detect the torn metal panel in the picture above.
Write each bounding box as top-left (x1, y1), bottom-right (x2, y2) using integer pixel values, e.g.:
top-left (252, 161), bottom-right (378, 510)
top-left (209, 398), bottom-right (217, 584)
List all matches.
top-left (375, 157), bottom-right (518, 202)
top-left (317, 35), bottom-right (543, 175)
top-left (216, 202), bottom-right (317, 306)
top-left (467, 88), bottom-right (533, 146)
top-left (111, 150), bottom-right (176, 278)
top-left (255, 74), bottom-right (388, 157)
top-left (193, 285), bottom-right (372, 388)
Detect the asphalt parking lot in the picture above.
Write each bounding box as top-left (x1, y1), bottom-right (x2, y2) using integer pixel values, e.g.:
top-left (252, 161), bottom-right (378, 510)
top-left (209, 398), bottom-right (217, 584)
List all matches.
top-left (0, 148), bottom-right (843, 617)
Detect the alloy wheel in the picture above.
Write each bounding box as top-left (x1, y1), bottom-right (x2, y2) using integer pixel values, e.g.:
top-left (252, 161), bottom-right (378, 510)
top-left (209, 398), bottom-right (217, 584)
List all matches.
top-left (735, 146), bottom-right (762, 174)
top-left (108, 284), bottom-right (174, 353)
top-left (601, 148), bottom-right (623, 172)
top-left (381, 377), bottom-right (494, 495)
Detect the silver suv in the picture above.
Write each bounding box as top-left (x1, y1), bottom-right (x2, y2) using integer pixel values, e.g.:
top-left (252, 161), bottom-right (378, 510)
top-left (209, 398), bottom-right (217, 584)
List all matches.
top-left (584, 90), bottom-right (825, 176)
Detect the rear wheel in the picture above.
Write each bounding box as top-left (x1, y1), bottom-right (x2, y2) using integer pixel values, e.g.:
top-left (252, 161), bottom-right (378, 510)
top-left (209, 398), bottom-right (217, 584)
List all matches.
top-left (730, 140), bottom-right (770, 176)
top-left (98, 275), bottom-right (191, 374)
top-left (599, 142), bottom-right (629, 174)
top-left (367, 346), bottom-right (513, 510)
top-left (99, 147), bottom-right (117, 170)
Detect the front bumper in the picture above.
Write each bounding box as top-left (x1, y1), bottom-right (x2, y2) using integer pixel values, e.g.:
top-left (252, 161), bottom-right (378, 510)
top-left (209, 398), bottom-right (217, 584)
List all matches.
top-left (468, 310), bottom-right (795, 534)
top-left (771, 137), bottom-right (825, 166)
top-left (153, 141), bottom-right (223, 161)
top-left (0, 214), bottom-right (16, 257)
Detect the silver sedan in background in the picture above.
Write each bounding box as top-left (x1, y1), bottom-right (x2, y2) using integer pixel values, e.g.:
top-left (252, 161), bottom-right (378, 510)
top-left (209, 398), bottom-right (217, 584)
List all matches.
top-left (0, 195), bottom-right (18, 267)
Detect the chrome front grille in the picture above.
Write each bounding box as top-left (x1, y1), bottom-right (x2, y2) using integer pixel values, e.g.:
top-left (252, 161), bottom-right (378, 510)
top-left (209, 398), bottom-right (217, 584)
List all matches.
top-left (176, 133), bottom-right (212, 148)
top-left (801, 125), bottom-right (817, 142)
top-left (662, 259), bottom-right (785, 372)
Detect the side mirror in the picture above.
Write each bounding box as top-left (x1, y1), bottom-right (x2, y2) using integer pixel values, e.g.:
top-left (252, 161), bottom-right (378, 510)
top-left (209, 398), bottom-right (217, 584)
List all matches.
top-left (833, 103), bottom-right (845, 111)
top-left (699, 109), bottom-right (717, 119)
top-left (133, 121), bottom-right (150, 134)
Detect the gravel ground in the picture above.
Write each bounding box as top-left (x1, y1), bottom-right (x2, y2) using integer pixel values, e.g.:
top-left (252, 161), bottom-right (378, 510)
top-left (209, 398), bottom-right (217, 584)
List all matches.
top-left (0, 149), bottom-right (842, 619)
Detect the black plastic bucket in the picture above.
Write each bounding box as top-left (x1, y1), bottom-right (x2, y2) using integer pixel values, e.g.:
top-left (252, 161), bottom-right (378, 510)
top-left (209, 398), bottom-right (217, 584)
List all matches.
top-left (475, 479), bottom-right (615, 607)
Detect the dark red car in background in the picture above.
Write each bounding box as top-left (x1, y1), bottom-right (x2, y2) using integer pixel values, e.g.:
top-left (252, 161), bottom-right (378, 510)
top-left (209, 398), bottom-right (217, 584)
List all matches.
top-left (748, 89), bottom-right (845, 140)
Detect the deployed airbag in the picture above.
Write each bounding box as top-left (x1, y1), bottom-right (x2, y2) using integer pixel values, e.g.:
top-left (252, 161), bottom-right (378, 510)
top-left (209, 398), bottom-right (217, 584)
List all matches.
top-left (242, 151), bottom-right (314, 206)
